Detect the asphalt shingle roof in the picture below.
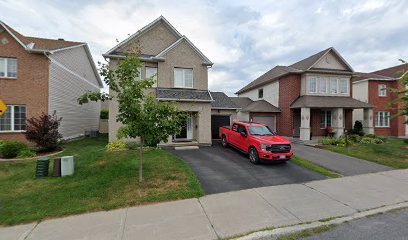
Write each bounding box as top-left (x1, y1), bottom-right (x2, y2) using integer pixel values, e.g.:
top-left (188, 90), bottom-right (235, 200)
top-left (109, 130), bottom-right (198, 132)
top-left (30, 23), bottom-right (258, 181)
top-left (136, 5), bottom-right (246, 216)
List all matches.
top-left (352, 64), bottom-right (408, 82)
top-left (156, 88), bottom-right (213, 102)
top-left (290, 96), bottom-right (372, 109)
top-left (210, 92), bottom-right (240, 109)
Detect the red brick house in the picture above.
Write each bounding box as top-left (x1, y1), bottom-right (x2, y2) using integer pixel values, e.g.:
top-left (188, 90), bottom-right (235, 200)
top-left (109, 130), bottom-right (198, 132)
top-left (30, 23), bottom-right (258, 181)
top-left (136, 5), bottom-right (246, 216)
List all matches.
top-left (0, 21), bottom-right (103, 142)
top-left (235, 47), bottom-right (372, 140)
top-left (352, 64), bottom-right (408, 137)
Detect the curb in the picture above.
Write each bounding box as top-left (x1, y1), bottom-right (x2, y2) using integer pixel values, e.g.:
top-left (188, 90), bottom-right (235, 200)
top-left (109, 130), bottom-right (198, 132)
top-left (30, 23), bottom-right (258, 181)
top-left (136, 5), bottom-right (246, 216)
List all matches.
top-left (235, 201), bottom-right (408, 240)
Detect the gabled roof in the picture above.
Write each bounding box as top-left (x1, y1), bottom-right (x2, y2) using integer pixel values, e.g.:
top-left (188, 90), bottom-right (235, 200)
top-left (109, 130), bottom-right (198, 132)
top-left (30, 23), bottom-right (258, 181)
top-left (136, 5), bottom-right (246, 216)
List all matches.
top-left (352, 63), bottom-right (408, 83)
top-left (211, 92), bottom-right (240, 109)
top-left (105, 16), bottom-right (182, 56)
top-left (236, 47), bottom-right (353, 94)
top-left (103, 16), bottom-right (213, 66)
top-left (0, 21), bottom-right (102, 87)
top-left (230, 97), bottom-right (280, 113)
top-left (156, 36), bottom-right (213, 66)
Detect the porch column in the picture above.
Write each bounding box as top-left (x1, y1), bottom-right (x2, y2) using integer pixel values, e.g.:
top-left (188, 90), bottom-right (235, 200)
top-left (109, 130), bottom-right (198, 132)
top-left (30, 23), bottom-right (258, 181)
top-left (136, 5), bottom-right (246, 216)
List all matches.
top-left (332, 108), bottom-right (344, 138)
top-left (363, 108), bottom-right (374, 134)
top-left (300, 107), bottom-right (311, 141)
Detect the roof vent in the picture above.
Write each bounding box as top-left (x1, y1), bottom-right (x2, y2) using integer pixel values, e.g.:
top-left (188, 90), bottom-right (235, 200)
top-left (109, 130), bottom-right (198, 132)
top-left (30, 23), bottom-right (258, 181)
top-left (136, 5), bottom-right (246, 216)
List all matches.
top-left (58, 38), bottom-right (65, 41)
top-left (27, 42), bottom-right (35, 49)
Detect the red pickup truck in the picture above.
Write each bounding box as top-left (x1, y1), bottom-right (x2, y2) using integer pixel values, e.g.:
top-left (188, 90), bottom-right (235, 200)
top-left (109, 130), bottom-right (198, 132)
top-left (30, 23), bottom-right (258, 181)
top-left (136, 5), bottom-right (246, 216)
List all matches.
top-left (219, 121), bottom-right (293, 164)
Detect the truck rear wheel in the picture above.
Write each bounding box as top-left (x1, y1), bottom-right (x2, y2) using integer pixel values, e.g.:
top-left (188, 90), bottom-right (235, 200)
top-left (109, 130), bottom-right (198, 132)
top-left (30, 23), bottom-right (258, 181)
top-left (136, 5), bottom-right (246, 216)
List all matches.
top-left (249, 147), bottom-right (260, 164)
top-left (221, 135), bottom-right (228, 148)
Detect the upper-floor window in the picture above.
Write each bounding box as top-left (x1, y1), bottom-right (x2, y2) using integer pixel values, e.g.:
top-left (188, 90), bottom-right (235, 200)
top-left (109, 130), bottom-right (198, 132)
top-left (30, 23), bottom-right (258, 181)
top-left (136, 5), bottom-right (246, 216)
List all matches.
top-left (174, 68), bottom-right (193, 88)
top-left (258, 88), bottom-right (263, 99)
top-left (134, 67), bottom-right (142, 81)
top-left (339, 79), bottom-right (348, 94)
top-left (378, 84), bottom-right (387, 97)
top-left (146, 67), bottom-right (157, 87)
top-left (375, 111), bottom-right (390, 127)
top-left (309, 78), bottom-right (317, 93)
top-left (330, 79), bottom-right (338, 94)
top-left (0, 105), bottom-right (26, 132)
top-left (0, 58), bottom-right (17, 78)
top-left (319, 78), bottom-right (327, 93)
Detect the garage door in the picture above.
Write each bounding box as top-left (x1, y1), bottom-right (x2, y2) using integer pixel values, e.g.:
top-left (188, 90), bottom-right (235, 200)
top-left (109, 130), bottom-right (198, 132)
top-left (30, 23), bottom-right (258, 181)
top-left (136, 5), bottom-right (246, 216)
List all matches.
top-left (253, 116), bottom-right (276, 133)
top-left (211, 115), bottom-right (230, 139)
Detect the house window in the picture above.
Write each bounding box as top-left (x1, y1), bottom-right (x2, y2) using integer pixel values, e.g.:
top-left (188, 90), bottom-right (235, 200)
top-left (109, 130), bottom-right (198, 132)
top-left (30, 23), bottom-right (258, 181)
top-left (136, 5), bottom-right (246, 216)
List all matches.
top-left (174, 68), bottom-right (193, 88)
top-left (378, 84), bottom-right (387, 97)
top-left (340, 79), bottom-right (348, 94)
top-left (146, 67), bottom-right (157, 87)
top-left (375, 111), bottom-right (390, 127)
top-left (309, 78), bottom-right (317, 93)
top-left (0, 105), bottom-right (26, 132)
top-left (134, 67), bottom-right (142, 81)
top-left (319, 78), bottom-right (327, 93)
top-left (320, 110), bottom-right (332, 129)
top-left (258, 88), bottom-right (263, 99)
top-left (330, 78), bottom-right (338, 94)
top-left (0, 58), bottom-right (17, 78)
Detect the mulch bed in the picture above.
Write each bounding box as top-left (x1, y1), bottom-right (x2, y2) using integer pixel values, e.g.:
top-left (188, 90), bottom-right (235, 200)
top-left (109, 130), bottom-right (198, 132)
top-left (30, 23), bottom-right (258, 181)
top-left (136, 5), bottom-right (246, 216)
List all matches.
top-left (0, 149), bottom-right (64, 163)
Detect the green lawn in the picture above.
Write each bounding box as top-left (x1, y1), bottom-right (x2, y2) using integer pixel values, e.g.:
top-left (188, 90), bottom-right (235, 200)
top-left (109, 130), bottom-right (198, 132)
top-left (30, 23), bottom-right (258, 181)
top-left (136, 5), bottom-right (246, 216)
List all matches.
top-left (291, 156), bottom-right (340, 178)
top-left (0, 135), bottom-right (203, 226)
top-left (323, 139), bottom-right (408, 169)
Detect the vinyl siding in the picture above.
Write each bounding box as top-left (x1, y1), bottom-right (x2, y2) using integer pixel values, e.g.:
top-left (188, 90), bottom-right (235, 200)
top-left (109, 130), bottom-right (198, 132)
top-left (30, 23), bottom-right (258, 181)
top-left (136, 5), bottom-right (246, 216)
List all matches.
top-left (352, 81), bottom-right (369, 123)
top-left (238, 81), bottom-right (279, 107)
top-left (48, 46), bottom-right (101, 139)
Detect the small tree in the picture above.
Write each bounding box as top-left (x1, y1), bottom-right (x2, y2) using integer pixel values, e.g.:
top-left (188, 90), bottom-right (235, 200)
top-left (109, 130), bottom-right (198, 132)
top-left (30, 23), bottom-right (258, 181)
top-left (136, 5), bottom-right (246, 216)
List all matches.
top-left (78, 50), bottom-right (186, 182)
top-left (351, 120), bottom-right (364, 136)
top-left (387, 59), bottom-right (408, 123)
top-left (25, 111), bottom-right (63, 152)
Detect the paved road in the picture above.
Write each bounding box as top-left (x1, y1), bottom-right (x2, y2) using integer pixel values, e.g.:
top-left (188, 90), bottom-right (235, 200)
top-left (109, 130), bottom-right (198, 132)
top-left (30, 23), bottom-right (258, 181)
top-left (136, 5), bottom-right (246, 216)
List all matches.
top-left (292, 143), bottom-right (392, 176)
top-left (166, 141), bottom-right (325, 194)
top-left (302, 208), bottom-right (408, 240)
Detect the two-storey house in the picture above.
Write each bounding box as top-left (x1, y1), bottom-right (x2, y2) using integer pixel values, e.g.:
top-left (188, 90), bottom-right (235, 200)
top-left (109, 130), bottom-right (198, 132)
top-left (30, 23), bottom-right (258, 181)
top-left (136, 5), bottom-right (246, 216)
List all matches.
top-left (352, 64), bottom-right (408, 137)
top-left (235, 47), bottom-right (372, 140)
top-left (104, 16), bottom-right (237, 145)
top-left (0, 21), bottom-right (102, 142)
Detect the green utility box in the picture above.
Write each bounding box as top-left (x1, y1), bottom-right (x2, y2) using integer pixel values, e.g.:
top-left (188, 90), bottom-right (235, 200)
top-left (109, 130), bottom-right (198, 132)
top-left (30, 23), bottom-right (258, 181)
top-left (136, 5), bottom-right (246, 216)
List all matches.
top-left (35, 157), bottom-right (50, 178)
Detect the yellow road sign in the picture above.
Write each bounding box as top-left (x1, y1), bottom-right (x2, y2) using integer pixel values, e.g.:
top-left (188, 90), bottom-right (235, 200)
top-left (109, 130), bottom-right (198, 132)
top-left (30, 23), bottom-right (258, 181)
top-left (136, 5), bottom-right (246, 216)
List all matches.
top-left (0, 99), bottom-right (7, 117)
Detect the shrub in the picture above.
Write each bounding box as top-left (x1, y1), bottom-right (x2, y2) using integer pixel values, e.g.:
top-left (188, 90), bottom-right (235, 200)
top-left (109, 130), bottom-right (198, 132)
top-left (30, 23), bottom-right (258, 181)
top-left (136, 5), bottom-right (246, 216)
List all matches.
top-left (0, 141), bottom-right (29, 159)
top-left (359, 137), bottom-right (376, 144)
top-left (100, 109), bottom-right (109, 119)
top-left (106, 141), bottom-right (127, 151)
top-left (17, 148), bottom-right (36, 158)
top-left (347, 134), bottom-right (362, 143)
top-left (319, 137), bottom-right (338, 145)
top-left (404, 139), bottom-right (408, 144)
top-left (364, 134), bottom-right (377, 139)
top-left (25, 112), bottom-right (63, 152)
top-left (350, 121), bottom-right (364, 136)
top-left (126, 142), bottom-right (139, 150)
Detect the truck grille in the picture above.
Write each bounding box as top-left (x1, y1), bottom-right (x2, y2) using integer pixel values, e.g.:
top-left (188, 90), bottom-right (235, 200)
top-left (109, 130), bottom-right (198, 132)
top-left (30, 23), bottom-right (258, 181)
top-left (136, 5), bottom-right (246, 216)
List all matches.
top-left (269, 144), bottom-right (291, 153)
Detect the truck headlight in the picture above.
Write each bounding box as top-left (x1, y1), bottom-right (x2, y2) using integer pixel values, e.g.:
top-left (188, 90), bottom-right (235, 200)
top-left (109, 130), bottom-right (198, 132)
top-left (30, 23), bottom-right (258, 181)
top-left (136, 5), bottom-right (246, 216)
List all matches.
top-left (260, 144), bottom-right (269, 152)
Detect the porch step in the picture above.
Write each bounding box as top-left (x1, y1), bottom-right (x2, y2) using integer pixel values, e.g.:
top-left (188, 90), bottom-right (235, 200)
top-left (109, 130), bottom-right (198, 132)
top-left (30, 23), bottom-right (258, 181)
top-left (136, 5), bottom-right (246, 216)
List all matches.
top-left (158, 141), bottom-right (200, 148)
top-left (174, 146), bottom-right (199, 150)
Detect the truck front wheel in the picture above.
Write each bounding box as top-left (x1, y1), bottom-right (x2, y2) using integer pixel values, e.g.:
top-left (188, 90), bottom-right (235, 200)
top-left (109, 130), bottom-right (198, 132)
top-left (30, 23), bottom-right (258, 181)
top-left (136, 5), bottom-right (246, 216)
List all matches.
top-left (249, 147), bottom-right (260, 164)
top-left (221, 135), bottom-right (228, 148)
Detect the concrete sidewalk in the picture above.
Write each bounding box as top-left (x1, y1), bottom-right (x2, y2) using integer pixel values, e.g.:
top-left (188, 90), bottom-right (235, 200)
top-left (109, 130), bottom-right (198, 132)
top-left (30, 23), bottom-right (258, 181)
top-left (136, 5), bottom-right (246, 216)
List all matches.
top-left (292, 144), bottom-right (392, 176)
top-left (2, 169), bottom-right (408, 240)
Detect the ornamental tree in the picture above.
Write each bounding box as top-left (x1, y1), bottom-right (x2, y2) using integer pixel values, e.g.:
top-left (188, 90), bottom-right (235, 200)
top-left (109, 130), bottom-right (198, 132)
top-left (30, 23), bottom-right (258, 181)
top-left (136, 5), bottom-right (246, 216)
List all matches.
top-left (387, 59), bottom-right (408, 123)
top-left (78, 50), bottom-right (187, 182)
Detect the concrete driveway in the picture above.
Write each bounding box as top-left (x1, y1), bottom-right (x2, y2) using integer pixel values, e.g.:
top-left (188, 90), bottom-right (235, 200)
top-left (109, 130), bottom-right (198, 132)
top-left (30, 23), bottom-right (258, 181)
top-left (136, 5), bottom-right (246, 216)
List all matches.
top-left (166, 141), bottom-right (325, 194)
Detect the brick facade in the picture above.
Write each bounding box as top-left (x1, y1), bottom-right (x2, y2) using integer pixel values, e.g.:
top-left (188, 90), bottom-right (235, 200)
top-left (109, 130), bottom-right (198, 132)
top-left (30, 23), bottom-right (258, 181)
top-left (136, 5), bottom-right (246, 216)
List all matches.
top-left (0, 30), bottom-right (49, 142)
top-left (368, 80), bottom-right (405, 136)
top-left (278, 74), bottom-right (301, 136)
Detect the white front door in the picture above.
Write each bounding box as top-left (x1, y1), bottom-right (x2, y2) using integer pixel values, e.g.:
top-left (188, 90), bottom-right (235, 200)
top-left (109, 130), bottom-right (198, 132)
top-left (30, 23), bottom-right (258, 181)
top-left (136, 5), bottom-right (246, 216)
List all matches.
top-left (187, 115), bottom-right (193, 139)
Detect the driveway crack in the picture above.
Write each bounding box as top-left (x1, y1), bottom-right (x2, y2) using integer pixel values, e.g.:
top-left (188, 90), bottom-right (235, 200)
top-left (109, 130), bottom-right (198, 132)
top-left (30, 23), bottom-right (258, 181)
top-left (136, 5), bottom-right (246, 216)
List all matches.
top-left (198, 198), bottom-right (221, 240)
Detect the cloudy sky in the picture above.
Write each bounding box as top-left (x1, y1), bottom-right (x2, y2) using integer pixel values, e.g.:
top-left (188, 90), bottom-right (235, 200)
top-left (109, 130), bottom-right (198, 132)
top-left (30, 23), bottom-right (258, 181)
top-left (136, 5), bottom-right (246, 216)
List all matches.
top-left (1, 0), bottom-right (407, 95)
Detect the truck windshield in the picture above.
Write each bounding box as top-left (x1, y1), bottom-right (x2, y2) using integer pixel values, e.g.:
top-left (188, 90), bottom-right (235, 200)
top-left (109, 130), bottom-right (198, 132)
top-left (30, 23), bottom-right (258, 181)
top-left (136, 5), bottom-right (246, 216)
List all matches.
top-left (248, 126), bottom-right (275, 136)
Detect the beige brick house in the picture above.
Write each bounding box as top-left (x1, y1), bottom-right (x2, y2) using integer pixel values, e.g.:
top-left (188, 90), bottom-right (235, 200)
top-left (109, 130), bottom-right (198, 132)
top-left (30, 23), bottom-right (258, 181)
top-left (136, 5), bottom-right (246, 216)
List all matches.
top-left (0, 21), bottom-right (103, 142)
top-left (104, 16), bottom-right (240, 145)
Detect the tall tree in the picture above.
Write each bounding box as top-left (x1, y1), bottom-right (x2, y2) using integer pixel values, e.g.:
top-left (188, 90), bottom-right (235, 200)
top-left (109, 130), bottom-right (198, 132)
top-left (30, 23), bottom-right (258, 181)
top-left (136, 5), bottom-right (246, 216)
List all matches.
top-left (387, 59), bottom-right (408, 123)
top-left (78, 50), bottom-right (187, 182)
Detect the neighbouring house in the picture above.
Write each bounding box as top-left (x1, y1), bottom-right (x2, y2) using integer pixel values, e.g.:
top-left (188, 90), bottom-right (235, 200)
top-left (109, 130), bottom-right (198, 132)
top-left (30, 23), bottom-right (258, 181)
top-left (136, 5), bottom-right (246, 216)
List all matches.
top-left (210, 92), bottom-right (240, 139)
top-left (0, 21), bottom-right (103, 142)
top-left (235, 47), bottom-right (372, 141)
top-left (352, 64), bottom-right (408, 137)
top-left (104, 16), bottom-right (219, 145)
